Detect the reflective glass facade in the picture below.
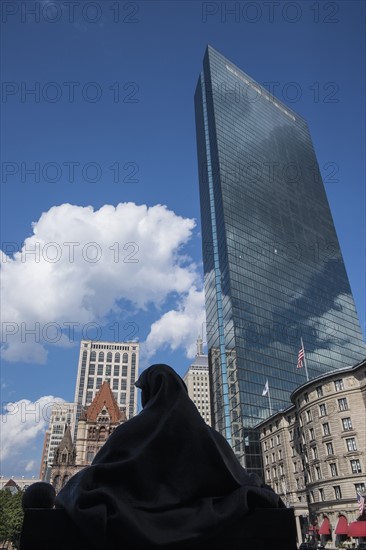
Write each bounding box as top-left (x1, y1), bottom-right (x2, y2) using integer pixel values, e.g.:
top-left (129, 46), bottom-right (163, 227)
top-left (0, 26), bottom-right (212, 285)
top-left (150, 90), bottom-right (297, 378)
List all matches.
top-left (194, 46), bottom-right (365, 474)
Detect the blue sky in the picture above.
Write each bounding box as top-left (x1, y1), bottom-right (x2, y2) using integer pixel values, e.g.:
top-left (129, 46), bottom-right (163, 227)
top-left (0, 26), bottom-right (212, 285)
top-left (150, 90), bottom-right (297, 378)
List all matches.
top-left (1, 0), bottom-right (365, 477)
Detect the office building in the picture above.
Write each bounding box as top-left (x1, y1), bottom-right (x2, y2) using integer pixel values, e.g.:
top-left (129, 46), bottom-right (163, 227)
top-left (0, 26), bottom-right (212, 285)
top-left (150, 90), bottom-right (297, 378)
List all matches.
top-left (183, 337), bottom-right (211, 425)
top-left (194, 46), bottom-right (365, 473)
top-left (74, 340), bottom-right (139, 427)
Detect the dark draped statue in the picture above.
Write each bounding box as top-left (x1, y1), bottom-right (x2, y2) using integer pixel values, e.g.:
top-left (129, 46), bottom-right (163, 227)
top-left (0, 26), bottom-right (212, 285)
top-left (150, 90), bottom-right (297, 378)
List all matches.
top-left (55, 364), bottom-right (286, 549)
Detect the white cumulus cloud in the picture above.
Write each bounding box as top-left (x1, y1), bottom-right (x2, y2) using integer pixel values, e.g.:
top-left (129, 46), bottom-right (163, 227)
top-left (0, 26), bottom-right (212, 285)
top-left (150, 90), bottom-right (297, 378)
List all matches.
top-left (1, 202), bottom-right (200, 362)
top-left (144, 287), bottom-right (206, 359)
top-left (0, 396), bottom-right (64, 462)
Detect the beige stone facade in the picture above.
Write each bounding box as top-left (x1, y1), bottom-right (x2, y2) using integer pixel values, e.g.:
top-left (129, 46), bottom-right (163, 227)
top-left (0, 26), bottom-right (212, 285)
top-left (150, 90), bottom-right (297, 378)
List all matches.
top-left (258, 357), bottom-right (366, 545)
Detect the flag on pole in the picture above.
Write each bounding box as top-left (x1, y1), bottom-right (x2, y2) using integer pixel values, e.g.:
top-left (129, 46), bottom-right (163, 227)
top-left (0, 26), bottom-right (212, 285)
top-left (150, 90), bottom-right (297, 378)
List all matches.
top-left (357, 492), bottom-right (365, 515)
top-left (262, 380), bottom-right (269, 396)
top-left (297, 346), bottom-right (304, 369)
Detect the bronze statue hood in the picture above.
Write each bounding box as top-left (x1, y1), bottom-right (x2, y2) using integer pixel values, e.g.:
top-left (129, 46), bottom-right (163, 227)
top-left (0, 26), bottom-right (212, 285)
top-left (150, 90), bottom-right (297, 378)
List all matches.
top-left (56, 364), bottom-right (284, 549)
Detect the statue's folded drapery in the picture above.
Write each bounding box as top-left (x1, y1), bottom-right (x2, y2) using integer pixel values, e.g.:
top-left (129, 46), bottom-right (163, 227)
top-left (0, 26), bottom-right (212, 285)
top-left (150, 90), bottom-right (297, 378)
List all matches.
top-left (56, 364), bottom-right (285, 549)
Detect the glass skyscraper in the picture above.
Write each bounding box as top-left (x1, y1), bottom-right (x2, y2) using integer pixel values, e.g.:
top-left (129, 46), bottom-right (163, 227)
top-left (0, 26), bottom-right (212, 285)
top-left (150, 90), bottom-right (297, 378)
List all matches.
top-left (194, 46), bottom-right (365, 474)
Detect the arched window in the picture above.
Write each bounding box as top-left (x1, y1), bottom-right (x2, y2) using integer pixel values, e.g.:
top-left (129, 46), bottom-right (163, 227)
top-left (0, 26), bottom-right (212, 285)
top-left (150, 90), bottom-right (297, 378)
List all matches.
top-left (87, 450), bottom-right (94, 463)
top-left (52, 475), bottom-right (60, 490)
top-left (98, 351), bottom-right (104, 362)
top-left (98, 426), bottom-right (107, 440)
top-left (107, 352), bottom-right (112, 362)
top-left (61, 452), bottom-right (68, 464)
top-left (62, 475), bottom-right (69, 488)
top-left (122, 353), bottom-right (128, 363)
top-left (90, 351), bottom-right (96, 361)
top-left (115, 352), bottom-right (120, 363)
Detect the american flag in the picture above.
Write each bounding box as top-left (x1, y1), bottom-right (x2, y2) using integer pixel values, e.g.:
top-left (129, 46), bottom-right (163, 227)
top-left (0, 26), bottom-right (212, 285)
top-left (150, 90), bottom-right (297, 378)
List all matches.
top-left (297, 346), bottom-right (304, 369)
top-left (357, 492), bottom-right (365, 515)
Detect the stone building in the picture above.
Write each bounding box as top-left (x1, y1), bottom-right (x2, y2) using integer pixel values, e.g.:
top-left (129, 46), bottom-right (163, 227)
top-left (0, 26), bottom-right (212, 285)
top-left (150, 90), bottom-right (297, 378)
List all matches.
top-left (39, 402), bottom-right (77, 481)
top-left (75, 381), bottom-right (125, 466)
top-left (50, 382), bottom-right (125, 492)
top-left (258, 357), bottom-right (366, 545)
top-left (50, 424), bottom-right (77, 493)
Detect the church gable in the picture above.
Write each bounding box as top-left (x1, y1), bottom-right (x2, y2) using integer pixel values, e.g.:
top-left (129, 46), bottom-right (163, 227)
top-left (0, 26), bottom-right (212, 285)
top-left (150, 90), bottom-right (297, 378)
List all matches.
top-left (86, 382), bottom-right (124, 423)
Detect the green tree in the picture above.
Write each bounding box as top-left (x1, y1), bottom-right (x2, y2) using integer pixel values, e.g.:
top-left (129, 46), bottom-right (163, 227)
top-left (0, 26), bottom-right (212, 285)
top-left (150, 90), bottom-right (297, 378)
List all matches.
top-left (0, 489), bottom-right (24, 549)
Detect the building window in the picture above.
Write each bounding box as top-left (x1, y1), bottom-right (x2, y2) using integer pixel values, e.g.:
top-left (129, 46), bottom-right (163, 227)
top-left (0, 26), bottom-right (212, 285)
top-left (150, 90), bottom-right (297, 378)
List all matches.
top-left (319, 404), bottom-right (327, 417)
top-left (334, 379), bottom-right (344, 391)
top-left (334, 486), bottom-right (342, 500)
top-left (306, 410), bottom-right (312, 422)
top-left (304, 392), bottom-right (309, 403)
top-left (278, 449), bottom-right (282, 459)
top-left (338, 398), bottom-right (348, 411)
top-left (265, 455), bottom-right (269, 466)
top-left (350, 460), bottom-right (362, 473)
top-left (272, 453), bottom-right (275, 463)
top-left (270, 438), bottom-right (274, 448)
top-left (87, 450), bottom-right (94, 462)
top-left (326, 442), bottom-right (334, 456)
top-left (346, 438), bottom-right (357, 452)
top-left (322, 422), bottom-right (330, 436)
top-left (276, 434), bottom-right (280, 445)
top-left (342, 417), bottom-right (353, 431)
top-left (264, 441), bottom-right (268, 451)
top-left (329, 463), bottom-right (338, 477)
top-left (312, 447), bottom-right (318, 460)
top-left (97, 364), bottom-right (103, 376)
top-left (309, 427), bottom-right (315, 440)
top-left (355, 483), bottom-right (366, 493)
top-left (280, 464), bottom-right (284, 476)
top-left (316, 466), bottom-right (321, 480)
top-left (316, 386), bottom-right (323, 397)
top-left (319, 488), bottom-right (325, 501)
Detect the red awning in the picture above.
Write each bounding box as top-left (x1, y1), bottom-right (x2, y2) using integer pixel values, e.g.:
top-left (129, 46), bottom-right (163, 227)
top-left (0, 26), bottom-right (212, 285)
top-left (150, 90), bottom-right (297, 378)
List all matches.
top-left (348, 521), bottom-right (366, 538)
top-left (319, 517), bottom-right (331, 535)
top-left (335, 516), bottom-right (348, 535)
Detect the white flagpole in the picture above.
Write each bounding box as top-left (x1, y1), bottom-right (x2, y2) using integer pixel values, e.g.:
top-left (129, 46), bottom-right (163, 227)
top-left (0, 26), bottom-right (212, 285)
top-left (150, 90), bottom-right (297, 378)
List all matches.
top-left (301, 337), bottom-right (309, 382)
